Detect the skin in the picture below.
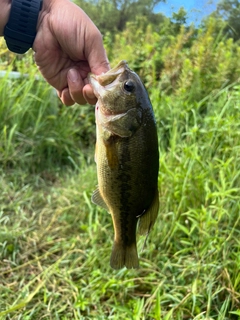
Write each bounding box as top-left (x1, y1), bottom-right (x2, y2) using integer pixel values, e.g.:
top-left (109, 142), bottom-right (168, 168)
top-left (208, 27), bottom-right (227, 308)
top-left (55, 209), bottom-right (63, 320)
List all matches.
top-left (0, 0), bottom-right (110, 105)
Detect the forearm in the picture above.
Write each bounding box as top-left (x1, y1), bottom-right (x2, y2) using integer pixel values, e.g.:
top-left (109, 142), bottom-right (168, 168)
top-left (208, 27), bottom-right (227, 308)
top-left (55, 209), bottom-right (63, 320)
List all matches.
top-left (0, 0), bottom-right (11, 36)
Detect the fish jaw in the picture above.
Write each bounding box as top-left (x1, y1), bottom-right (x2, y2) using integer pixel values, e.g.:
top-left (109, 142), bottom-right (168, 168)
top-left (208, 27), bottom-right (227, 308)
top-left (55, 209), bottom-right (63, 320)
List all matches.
top-left (88, 60), bottom-right (138, 116)
top-left (88, 60), bottom-right (128, 96)
top-left (89, 74), bottom-right (121, 117)
top-left (88, 76), bottom-right (105, 99)
top-left (96, 60), bottom-right (128, 86)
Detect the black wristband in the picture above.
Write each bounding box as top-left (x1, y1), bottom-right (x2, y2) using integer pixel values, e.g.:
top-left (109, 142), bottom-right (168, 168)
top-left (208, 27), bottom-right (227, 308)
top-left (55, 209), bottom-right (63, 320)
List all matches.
top-left (4, 0), bottom-right (43, 54)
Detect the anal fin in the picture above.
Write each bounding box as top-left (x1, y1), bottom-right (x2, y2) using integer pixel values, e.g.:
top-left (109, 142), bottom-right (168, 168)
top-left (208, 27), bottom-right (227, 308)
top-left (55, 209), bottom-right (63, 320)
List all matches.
top-left (138, 189), bottom-right (159, 235)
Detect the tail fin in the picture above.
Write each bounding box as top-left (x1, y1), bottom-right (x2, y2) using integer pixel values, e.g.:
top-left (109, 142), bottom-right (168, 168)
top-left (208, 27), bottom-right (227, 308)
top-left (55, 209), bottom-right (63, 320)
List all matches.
top-left (110, 241), bottom-right (139, 269)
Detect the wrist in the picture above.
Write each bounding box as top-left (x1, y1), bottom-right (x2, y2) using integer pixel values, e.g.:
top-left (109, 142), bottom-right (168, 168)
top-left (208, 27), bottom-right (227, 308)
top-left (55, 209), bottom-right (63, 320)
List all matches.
top-left (0, 0), bottom-right (11, 36)
top-left (3, 0), bottom-right (43, 53)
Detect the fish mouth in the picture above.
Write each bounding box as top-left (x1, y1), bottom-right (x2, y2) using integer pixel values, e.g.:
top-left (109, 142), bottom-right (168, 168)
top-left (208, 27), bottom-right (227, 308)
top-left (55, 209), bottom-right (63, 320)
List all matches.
top-left (88, 60), bottom-right (130, 97)
top-left (96, 60), bottom-right (129, 86)
top-left (89, 61), bottom-right (132, 116)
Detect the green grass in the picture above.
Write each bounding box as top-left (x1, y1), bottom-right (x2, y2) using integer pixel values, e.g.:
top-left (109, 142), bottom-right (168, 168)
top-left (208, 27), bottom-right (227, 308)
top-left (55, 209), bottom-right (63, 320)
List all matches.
top-left (0, 70), bottom-right (239, 319)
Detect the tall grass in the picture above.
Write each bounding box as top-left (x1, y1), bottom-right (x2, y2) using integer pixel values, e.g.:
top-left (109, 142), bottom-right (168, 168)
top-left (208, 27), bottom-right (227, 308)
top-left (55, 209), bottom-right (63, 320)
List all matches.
top-left (0, 67), bottom-right (95, 171)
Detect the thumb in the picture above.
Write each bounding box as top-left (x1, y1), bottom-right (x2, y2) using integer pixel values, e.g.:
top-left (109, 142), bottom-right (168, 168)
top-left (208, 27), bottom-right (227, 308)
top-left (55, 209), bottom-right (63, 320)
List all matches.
top-left (85, 29), bottom-right (110, 76)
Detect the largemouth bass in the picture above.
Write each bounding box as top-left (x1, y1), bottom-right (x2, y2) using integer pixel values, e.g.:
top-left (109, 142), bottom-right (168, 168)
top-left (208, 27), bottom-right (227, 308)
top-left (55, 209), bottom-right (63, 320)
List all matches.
top-left (89, 61), bottom-right (159, 269)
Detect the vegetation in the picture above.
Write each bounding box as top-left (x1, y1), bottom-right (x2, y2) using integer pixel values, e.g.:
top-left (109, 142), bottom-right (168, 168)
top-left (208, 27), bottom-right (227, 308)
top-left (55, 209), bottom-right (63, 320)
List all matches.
top-left (75, 0), bottom-right (166, 33)
top-left (214, 0), bottom-right (240, 41)
top-left (0, 0), bottom-right (240, 318)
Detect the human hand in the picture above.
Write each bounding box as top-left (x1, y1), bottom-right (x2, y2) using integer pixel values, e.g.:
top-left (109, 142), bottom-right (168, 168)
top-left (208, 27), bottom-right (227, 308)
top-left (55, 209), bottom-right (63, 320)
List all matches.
top-left (33, 0), bottom-right (110, 105)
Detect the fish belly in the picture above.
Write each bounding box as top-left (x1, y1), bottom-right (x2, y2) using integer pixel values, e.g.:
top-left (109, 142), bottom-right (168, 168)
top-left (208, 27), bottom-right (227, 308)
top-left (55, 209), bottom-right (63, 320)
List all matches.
top-left (97, 127), bottom-right (158, 269)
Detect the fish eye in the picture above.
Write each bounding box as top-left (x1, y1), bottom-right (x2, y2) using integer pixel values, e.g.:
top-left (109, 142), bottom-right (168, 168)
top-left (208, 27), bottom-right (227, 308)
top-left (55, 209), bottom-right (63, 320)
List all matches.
top-left (123, 80), bottom-right (135, 93)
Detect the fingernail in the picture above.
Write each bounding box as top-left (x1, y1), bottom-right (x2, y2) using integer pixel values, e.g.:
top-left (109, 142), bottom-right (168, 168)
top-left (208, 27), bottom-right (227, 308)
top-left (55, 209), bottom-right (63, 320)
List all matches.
top-left (68, 69), bottom-right (79, 82)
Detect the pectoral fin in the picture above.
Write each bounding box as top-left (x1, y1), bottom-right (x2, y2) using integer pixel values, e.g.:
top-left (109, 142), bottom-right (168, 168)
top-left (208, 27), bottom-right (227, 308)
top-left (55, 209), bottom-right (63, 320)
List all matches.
top-left (138, 189), bottom-right (159, 235)
top-left (92, 188), bottom-right (109, 212)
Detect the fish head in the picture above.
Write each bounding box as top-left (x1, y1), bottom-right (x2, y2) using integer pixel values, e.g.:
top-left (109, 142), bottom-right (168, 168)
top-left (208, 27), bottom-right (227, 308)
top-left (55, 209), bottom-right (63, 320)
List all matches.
top-left (89, 60), bottom-right (148, 116)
